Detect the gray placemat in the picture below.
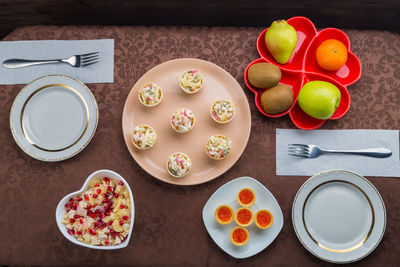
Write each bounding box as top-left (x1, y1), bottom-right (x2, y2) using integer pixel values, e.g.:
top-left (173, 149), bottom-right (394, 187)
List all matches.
top-left (276, 129), bottom-right (400, 177)
top-left (0, 39), bottom-right (114, 84)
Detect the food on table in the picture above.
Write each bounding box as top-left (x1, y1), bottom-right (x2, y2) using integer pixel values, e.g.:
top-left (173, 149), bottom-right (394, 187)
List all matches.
top-left (214, 205), bottom-right (234, 225)
top-left (316, 39), bottom-right (348, 71)
top-left (247, 62), bottom-right (281, 88)
top-left (265, 20), bottom-right (298, 64)
top-left (138, 82), bottom-right (163, 107)
top-left (230, 226), bottom-right (250, 246)
top-left (210, 100), bottom-right (235, 124)
top-left (237, 188), bottom-right (256, 207)
top-left (205, 135), bottom-right (232, 160)
top-left (297, 81), bottom-right (341, 119)
top-left (179, 69), bottom-right (204, 94)
top-left (131, 124), bottom-right (156, 150)
top-left (255, 209), bottom-right (274, 229)
top-left (166, 152), bottom-right (192, 178)
top-left (61, 177), bottom-right (131, 246)
top-left (235, 207), bottom-right (254, 227)
top-left (170, 108), bottom-right (195, 133)
top-left (260, 84), bottom-right (293, 114)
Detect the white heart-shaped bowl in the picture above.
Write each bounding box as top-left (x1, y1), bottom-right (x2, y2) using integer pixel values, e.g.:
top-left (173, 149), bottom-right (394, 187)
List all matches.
top-left (55, 169), bottom-right (135, 250)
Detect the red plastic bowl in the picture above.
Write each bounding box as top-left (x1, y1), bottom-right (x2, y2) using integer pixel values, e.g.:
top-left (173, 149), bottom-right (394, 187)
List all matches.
top-left (246, 16), bottom-right (362, 129)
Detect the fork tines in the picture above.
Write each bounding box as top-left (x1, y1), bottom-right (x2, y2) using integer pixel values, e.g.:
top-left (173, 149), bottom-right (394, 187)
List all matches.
top-left (79, 52), bottom-right (99, 67)
top-left (288, 144), bottom-right (309, 157)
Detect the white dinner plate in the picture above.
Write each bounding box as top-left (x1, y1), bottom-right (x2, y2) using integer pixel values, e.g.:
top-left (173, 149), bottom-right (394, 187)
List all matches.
top-left (292, 170), bottom-right (386, 263)
top-left (10, 74), bottom-right (98, 161)
top-left (202, 177), bottom-right (284, 259)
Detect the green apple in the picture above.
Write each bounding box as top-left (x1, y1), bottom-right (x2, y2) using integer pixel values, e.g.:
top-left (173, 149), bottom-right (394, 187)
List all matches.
top-left (297, 81), bottom-right (341, 120)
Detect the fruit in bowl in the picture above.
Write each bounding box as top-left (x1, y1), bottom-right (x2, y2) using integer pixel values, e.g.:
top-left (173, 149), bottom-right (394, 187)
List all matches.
top-left (260, 84), bottom-right (294, 114)
top-left (265, 20), bottom-right (298, 64)
top-left (297, 81), bottom-right (341, 119)
top-left (316, 39), bottom-right (348, 71)
top-left (247, 62), bottom-right (281, 88)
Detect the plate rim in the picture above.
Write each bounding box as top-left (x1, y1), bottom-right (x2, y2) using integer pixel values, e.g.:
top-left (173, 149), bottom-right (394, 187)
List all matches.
top-left (9, 74), bottom-right (99, 162)
top-left (292, 169), bottom-right (387, 263)
top-left (121, 58), bottom-right (252, 186)
top-left (202, 176), bottom-right (284, 259)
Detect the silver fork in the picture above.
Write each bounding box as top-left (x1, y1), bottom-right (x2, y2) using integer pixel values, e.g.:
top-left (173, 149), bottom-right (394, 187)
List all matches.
top-left (288, 144), bottom-right (392, 158)
top-left (2, 52), bottom-right (99, 69)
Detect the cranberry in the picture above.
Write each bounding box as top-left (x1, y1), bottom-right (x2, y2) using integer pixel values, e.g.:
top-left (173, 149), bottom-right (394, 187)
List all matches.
top-left (104, 198), bottom-right (110, 203)
top-left (96, 189), bottom-right (101, 194)
top-left (69, 219), bottom-right (75, 223)
top-left (119, 221), bottom-right (124, 226)
top-left (84, 194), bottom-right (89, 201)
top-left (114, 193), bottom-right (119, 198)
top-left (105, 240), bottom-right (110, 245)
top-left (79, 218), bottom-right (83, 224)
top-left (108, 221), bottom-right (113, 226)
top-left (105, 212), bottom-right (110, 216)
top-left (92, 213), bottom-right (97, 219)
top-left (107, 186), bottom-right (113, 192)
top-left (67, 230), bottom-right (74, 235)
top-left (76, 231), bottom-right (82, 235)
top-left (123, 216), bottom-right (129, 220)
top-left (118, 181), bottom-right (124, 186)
top-left (92, 194), bottom-right (98, 198)
top-left (104, 177), bottom-right (110, 184)
top-left (120, 205), bottom-right (125, 209)
top-left (95, 183), bottom-right (99, 187)
top-left (94, 222), bottom-right (99, 228)
top-left (74, 214), bottom-right (80, 219)
top-left (72, 206), bottom-right (77, 210)
top-left (76, 197), bottom-right (82, 202)
top-left (87, 204), bottom-right (91, 209)
top-left (64, 203), bottom-right (69, 208)
top-left (101, 225), bottom-right (105, 230)
top-left (69, 198), bottom-right (74, 202)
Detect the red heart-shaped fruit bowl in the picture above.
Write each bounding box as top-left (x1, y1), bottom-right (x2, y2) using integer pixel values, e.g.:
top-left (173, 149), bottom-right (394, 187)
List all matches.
top-left (244, 16), bottom-right (362, 129)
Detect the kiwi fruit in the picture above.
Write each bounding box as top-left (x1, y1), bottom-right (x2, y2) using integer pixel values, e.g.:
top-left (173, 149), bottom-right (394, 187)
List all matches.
top-left (260, 84), bottom-right (293, 114)
top-left (248, 63), bottom-right (281, 88)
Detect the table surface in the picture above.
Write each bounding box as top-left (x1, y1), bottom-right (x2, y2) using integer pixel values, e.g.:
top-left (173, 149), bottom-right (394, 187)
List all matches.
top-left (1, 25), bottom-right (399, 266)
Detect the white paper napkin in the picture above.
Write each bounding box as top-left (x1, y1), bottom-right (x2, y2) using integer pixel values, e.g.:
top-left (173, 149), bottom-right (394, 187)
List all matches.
top-left (276, 129), bottom-right (400, 177)
top-left (0, 39), bottom-right (114, 84)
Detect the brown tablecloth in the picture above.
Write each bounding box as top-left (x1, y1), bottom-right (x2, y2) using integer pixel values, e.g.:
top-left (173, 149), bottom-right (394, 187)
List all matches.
top-left (1, 25), bottom-right (399, 266)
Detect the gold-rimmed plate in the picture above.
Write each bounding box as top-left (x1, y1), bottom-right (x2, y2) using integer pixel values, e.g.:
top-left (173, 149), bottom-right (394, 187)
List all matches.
top-left (10, 74), bottom-right (98, 161)
top-left (292, 170), bottom-right (386, 263)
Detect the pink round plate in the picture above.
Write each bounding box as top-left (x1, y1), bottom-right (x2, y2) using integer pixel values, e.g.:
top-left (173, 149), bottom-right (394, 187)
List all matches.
top-left (122, 58), bottom-right (251, 186)
top-left (245, 16), bottom-right (362, 129)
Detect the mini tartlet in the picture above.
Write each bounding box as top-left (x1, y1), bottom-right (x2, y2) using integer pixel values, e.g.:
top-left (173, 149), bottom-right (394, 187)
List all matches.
top-left (131, 124), bottom-right (156, 150)
top-left (138, 82), bottom-right (163, 107)
top-left (230, 226), bottom-right (249, 247)
top-left (210, 100), bottom-right (235, 124)
top-left (237, 188), bottom-right (256, 207)
top-left (255, 209), bottom-right (274, 229)
top-left (235, 207), bottom-right (254, 227)
top-left (166, 152), bottom-right (192, 178)
top-left (179, 69), bottom-right (204, 94)
top-left (170, 108), bottom-right (195, 133)
top-left (205, 135), bottom-right (232, 160)
top-left (215, 205), bottom-right (234, 225)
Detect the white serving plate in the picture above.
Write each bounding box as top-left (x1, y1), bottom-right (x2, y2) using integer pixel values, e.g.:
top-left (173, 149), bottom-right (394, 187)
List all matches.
top-left (10, 74), bottom-right (98, 161)
top-left (202, 176), bottom-right (284, 259)
top-left (292, 169), bottom-right (386, 263)
top-left (55, 169), bottom-right (135, 250)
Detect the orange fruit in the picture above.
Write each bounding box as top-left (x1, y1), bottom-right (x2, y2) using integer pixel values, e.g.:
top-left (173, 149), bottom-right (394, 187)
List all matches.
top-left (215, 205), bottom-right (234, 225)
top-left (255, 209), bottom-right (274, 229)
top-left (316, 39), bottom-right (348, 71)
top-left (230, 226), bottom-right (249, 246)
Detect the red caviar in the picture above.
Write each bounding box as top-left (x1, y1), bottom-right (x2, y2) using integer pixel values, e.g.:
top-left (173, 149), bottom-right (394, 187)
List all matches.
top-left (232, 228), bottom-right (248, 243)
top-left (217, 206), bottom-right (233, 222)
top-left (238, 188), bottom-right (255, 206)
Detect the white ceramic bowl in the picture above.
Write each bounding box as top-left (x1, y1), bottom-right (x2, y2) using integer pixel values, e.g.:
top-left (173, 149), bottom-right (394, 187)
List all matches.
top-left (55, 169), bottom-right (135, 250)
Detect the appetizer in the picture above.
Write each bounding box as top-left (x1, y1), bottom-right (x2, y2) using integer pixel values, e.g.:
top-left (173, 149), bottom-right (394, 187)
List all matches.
top-left (170, 108), bottom-right (195, 133)
top-left (230, 226), bottom-right (249, 246)
top-left (210, 100), bottom-right (235, 124)
top-left (166, 152), bottom-right (192, 178)
top-left (215, 205), bottom-right (234, 225)
top-left (234, 207), bottom-right (254, 227)
top-left (138, 82), bottom-right (163, 107)
top-left (205, 135), bottom-right (232, 160)
top-left (237, 188), bottom-right (256, 207)
top-left (179, 69), bottom-right (204, 94)
top-left (62, 177), bottom-right (131, 246)
top-left (255, 209), bottom-right (274, 229)
top-left (131, 124), bottom-right (156, 150)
